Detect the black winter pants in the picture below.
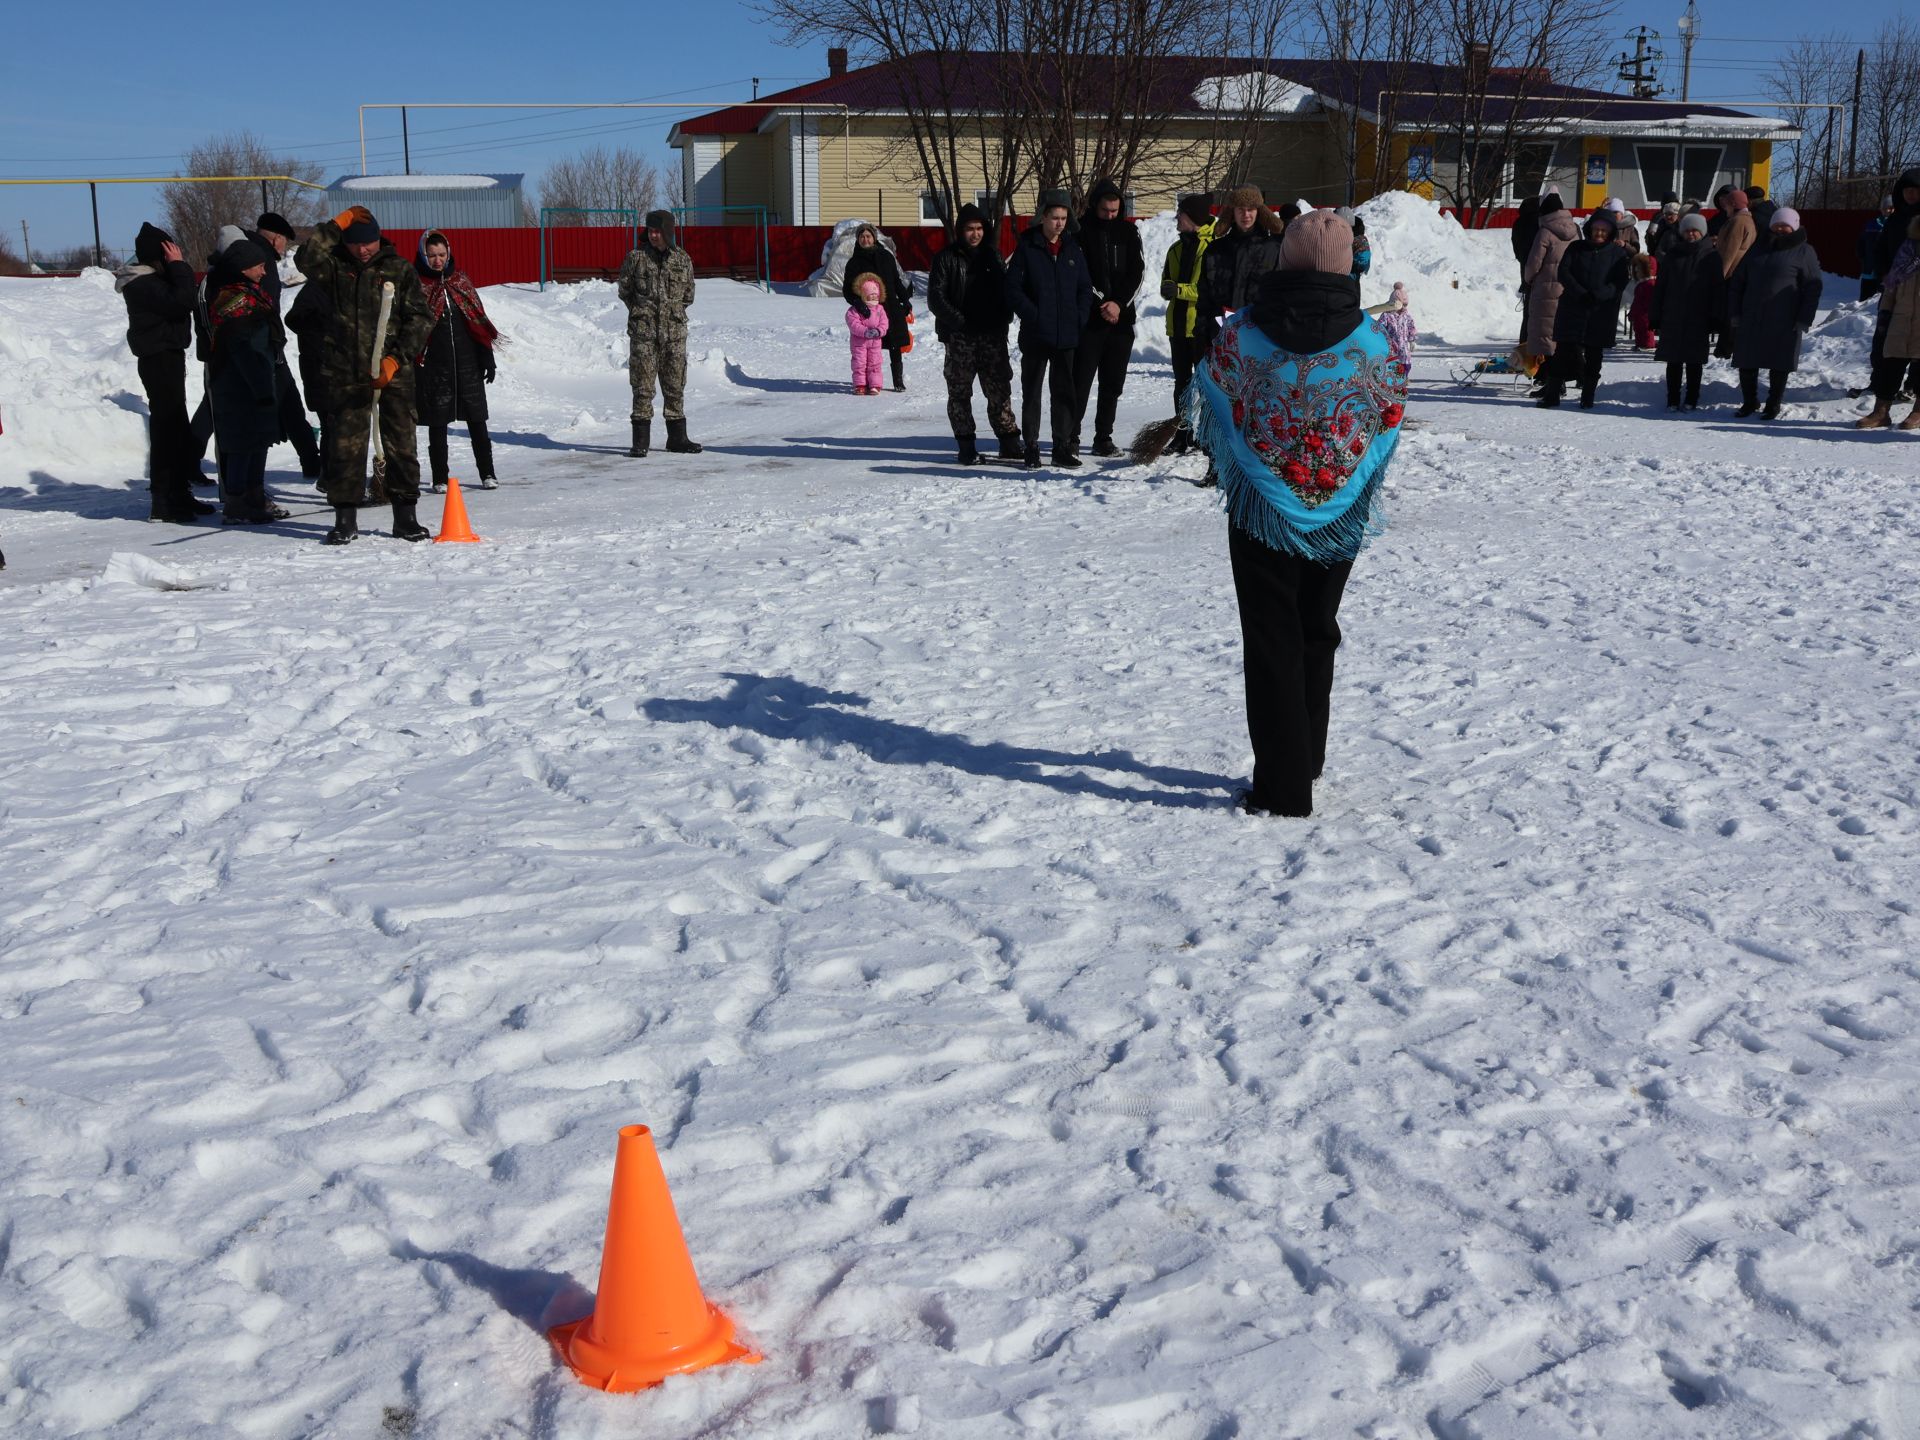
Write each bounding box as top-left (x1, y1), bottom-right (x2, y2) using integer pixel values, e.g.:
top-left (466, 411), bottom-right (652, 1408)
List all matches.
top-left (1019, 344), bottom-right (1078, 455)
top-left (1871, 356), bottom-right (1920, 406)
top-left (941, 333), bottom-right (1018, 443)
top-left (428, 420), bottom-right (497, 484)
top-left (1665, 361), bottom-right (1702, 407)
top-left (1170, 333), bottom-right (1198, 420)
top-left (137, 351), bottom-right (198, 518)
top-left (1548, 344), bottom-right (1604, 402)
top-left (1228, 526), bottom-right (1352, 817)
top-left (220, 447), bottom-right (269, 519)
top-left (1739, 368), bottom-right (1789, 407)
top-left (1072, 318), bottom-right (1133, 443)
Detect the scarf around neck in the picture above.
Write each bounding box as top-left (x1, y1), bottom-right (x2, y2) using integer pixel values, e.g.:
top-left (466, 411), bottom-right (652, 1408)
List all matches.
top-left (419, 268), bottom-right (500, 348)
top-left (1190, 310), bottom-right (1407, 562)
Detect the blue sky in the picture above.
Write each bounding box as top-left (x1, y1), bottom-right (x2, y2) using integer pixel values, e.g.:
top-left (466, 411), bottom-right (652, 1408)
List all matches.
top-left (0, 0), bottom-right (1875, 254)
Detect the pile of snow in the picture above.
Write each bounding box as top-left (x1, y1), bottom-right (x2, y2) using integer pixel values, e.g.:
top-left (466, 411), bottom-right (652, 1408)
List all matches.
top-left (1192, 74), bottom-right (1319, 114)
top-left (0, 270), bottom-right (159, 484)
top-left (1353, 190), bottom-right (1521, 344)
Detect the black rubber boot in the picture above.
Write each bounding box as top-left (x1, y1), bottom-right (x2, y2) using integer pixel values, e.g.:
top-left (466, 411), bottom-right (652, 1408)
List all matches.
top-left (956, 438), bottom-right (980, 465)
top-left (321, 505), bottom-right (359, 546)
top-left (391, 501), bottom-right (430, 542)
top-left (1090, 435), bottom-right (1120, 457)
top-left (628, 419), bottom-right (650, 458)
top-left (997, 433), bottom-right (1024, 461)
top-left (665, 418), bottom-right (702, 454)
top-left (1022, 444), bottom-right (1042, 470)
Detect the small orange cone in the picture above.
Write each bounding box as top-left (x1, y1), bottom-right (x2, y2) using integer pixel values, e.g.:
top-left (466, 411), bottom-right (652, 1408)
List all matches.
top-left (434, 475), bottom-right (482, 544)
top-left (549, 1124), bottom-right (760, 1392)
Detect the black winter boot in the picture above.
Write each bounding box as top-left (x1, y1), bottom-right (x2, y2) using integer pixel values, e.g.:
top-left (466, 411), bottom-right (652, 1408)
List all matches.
top-left (997, 433), bottom-right (1024, 461)
top-left (665, 418), bottom-right (702, 454)
top-left (321, 505), bottom-right (359, 546)
top-left (391, 501), bottom-right (430, 542)
top-left (628, 419), bottom-right (650, 458)
top-left (1023, 443), bottom-right (1042, 469)
top-left (1090, 435), bottom-right (1120, 457)
top-left (956, 437), bottom-right (980, 465)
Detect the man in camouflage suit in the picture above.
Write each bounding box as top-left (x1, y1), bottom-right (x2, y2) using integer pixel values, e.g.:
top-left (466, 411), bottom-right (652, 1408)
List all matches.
top-left (294, 203), bottom-right (433, 545)
top-left (617, 209), bottom-right (702, 457)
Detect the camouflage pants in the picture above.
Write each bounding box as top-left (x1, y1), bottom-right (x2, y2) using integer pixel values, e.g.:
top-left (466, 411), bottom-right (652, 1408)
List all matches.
top-left (324, 387), bottom-right (420, 506)
top-left (629, 330), bottom-right (688, 422)
top-left (942, 332), bottom-right (1018, 441)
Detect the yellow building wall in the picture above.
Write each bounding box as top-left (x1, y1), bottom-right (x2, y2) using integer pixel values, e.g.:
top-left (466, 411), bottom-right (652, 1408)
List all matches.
top-left (1749, 140), bottom-right (1772, 194)
top-left (715, 135), bottom-right (774, 214)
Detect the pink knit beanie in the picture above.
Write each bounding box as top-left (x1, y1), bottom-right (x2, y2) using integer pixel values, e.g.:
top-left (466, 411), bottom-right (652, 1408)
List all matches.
top-left (1279, 210), bottom-right (1355, 275)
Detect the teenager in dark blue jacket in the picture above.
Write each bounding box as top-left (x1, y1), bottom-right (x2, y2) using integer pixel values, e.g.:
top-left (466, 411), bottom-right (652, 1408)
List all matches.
top-left (1859, 197), bottom-right (1892, 301)
top-left (1004, 196), bottom-right (1093, 468)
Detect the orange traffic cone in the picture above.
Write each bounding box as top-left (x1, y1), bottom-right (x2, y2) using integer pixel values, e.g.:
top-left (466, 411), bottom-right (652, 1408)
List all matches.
top-left (434, 475), bottom-right (481, 544)
top-left (549, 1124), bottom-right (760, 1392)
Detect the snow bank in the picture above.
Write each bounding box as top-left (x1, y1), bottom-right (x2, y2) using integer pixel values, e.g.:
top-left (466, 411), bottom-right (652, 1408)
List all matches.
top-left (1353, 190), bottom-right (1521, 345)
top-left (807, 219), bottom-right (899, 299)
top-left (0, 271), bottom-right (158, 486)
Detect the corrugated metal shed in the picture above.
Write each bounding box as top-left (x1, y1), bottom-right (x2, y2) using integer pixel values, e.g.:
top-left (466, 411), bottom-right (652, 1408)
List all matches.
top-left (325, 174), bottom-right (527, 228)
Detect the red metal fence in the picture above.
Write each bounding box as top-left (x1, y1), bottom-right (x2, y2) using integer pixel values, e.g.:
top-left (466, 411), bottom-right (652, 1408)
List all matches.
top-left (348, 207), bottom-right (1887, 289)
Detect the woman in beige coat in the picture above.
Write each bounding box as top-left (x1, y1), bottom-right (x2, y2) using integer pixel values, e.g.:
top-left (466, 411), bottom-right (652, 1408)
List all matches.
top-left (1523, 195), bottom-right (1581, 362)
top-left (1857, 215), bottom-right (1920, 429)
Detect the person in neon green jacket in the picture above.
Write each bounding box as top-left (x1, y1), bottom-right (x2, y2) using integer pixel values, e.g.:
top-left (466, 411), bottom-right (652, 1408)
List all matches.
top-left (1159, 193), bottom-right (1216, 452)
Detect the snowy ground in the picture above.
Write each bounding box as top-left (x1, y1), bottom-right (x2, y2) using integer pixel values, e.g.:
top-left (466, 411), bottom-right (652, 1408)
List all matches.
top-left (3, 207), bottom-right (1920, 1439)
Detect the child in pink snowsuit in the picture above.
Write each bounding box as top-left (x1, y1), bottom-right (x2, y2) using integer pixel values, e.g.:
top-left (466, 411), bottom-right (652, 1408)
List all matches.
top-left (846, 273), bottom-right (890, 394)
top-left (1377, 281), bottom-right (1418, 373)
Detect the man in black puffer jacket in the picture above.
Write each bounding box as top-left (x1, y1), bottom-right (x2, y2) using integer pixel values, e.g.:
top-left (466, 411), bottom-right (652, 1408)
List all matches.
top-left (928, 203), bottom-right (1021, 464)
top-left (115, 222), bottom-right (214, 524)
top-left (1072, 178), bottom-right (1146, 457)
top-left (1005, 195), bottom-right (1093, 468)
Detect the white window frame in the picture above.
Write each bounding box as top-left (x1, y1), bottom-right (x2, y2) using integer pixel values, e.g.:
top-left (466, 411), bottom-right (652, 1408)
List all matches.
top-left (919, 190), bottom-right (949, 226)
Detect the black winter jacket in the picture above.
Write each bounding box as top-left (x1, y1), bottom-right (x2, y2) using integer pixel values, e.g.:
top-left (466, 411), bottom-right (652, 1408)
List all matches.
top-left (1004, 226), bottom-right (1093, 351)
top-left (1196, 224), bottom-right (1282, 346)
top-left (1650, 240), bottom-right (1723, 366)
top-left (1878, 170), bottom-right (1920, 281)
top-left (927, 239), bottom-right (1011, 340)
top-left (120, 260), bottom-right (198, 359)
top-left (1553, 239), bottom-right (1631, 348)
top-left (1077, 212), bottom-right (1146, 325)
top-left (284, 278), bottom-right (336, 413)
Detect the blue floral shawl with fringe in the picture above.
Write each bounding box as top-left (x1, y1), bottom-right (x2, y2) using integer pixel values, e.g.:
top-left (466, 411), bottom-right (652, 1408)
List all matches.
top-left (1190, 310), bottom-right (1409, 562)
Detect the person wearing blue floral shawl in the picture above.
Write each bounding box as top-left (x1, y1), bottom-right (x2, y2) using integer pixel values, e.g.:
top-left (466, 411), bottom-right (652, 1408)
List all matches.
top-left (1190, 209), bottom-right (1410, 817)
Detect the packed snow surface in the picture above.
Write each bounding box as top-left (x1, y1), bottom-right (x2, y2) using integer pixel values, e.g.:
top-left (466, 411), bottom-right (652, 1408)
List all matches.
top-left (2, 207), bottom-right (1919, 1440)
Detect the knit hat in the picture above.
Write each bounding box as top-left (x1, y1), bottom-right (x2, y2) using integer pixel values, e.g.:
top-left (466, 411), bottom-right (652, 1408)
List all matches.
top-left (1678, 213), bottom-right (1708, 237)
top-left (342, 212), bottom-right (381, 243)
top-left (132, 221), bottom-right (172, 266)
top-left (255, 211), bottom-right (297, 242)
top-left (1660, 199), bottom-right (1680, 215)
top-left (1278, 209), bottom-right (1354, 275)
top-left (1603, 196), bottom-right (1626, 214)
top-left (1584, 211), bottom-right (1616, 239)
top-left (645, 209), bottom-right (676, 241)
top-left (1390, 281), bottom-right (1409, 309)
top-left (1746, 183), bottom-right (1765, 201)
top-left (1537, 193), bottom-right (1564, 216)
top-left (1724, 189), bottom-right (1749, 211)
top-left (222, 237), bottom-right (271, 272)
top-left (1177, 193), bottom-right (1214, 226)
top-left (954, 202), bottom-right (988, 232)
top-left (1661, 190), bottom-right (1680, 205)
top-left (1227, 184), bottom-right (1265, 209)
top-left (1772, 206), bottom-right (1801, 230)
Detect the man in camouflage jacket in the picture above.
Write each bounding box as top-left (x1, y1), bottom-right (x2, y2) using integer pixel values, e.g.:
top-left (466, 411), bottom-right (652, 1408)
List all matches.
top-left (617, 209), bottom-right (702, 457)
top-left (295, 204), bottom-right (433, 544)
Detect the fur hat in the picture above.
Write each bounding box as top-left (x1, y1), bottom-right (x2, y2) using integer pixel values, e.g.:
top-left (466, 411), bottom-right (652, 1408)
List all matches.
top-left (255, 211), bottom-right (297, 242)
top-left (1036, 188), bottom-right (1073, 216)
top-left (342, 212), bottom-right (381, 244)
top-left (645, 209), bottom-right (676, 241)
top-left (1724, 189), bottom-right (1749, 212)
top-left (1278, 209), bottom-right (1354, 275)
top-left (1226, 184), bottom-right (1265, 210)
top-left (1178, 193), bottom-right (1214, 226)
top-left (847, 270), bottom-right (887, 301)
top-left (1771, 206), bottom-right (1801, 230)
top-left (1678, 213), bottom-right (1708, 237)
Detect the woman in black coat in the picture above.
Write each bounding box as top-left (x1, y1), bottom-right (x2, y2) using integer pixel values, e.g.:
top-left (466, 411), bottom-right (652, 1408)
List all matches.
top-left (115, 221), bottom-right (215, 523)
top-left (1649, 212), bottom-right (1722, 410)
top-left (1728, 207), bottom-right (1823, 419)
top-left (1543, 211), bottom-right (1630, 408)
top-left (841, 225), bottom-right (913, 391)
top-left (206, 237), bottom-right (290, 524)
top-left (415, 230), bottom-right (500, 489)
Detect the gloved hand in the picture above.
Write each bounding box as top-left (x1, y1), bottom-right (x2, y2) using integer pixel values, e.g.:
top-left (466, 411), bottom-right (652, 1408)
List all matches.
top-left (865, 326), bottom-right (882, 339)
top-left (373, 355), bottom-right (399, 389)
top-left (332, 204), bottom-right (374, 232)
top-left (481, 354), bottom-right (497, 383)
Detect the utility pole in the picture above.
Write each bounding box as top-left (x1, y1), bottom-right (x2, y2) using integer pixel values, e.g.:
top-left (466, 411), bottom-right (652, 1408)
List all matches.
top-left (89, 182), bottom-right (102, 269)
top-left (1616, 26), bottom-right (1665, 100)
top-left (1848, 47), bottom-right (1864, 194)
top-left (19, 220), bottom-right (29, 270)
top-left (1676, 1), bottom-right (1698, 102)
top-left (402, 106), bottom-right (411, 175)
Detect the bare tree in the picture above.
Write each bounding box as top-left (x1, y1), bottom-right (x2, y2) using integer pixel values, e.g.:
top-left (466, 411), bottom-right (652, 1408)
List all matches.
top-left (0, 233), bottom-right (27, 277)
top-left (538, 145), bottom-right (662, 222)
top-left (1189, 0), bottom-right (1310, 192)
top-left (1305, 0), bottom-right (1424, 204)
top-left (1855, 19), bottom-right (1920, 204)
top-left (1765, 33), bottom-right (1848, 205)
top-left (161, 132), bottom-right (323, 266)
